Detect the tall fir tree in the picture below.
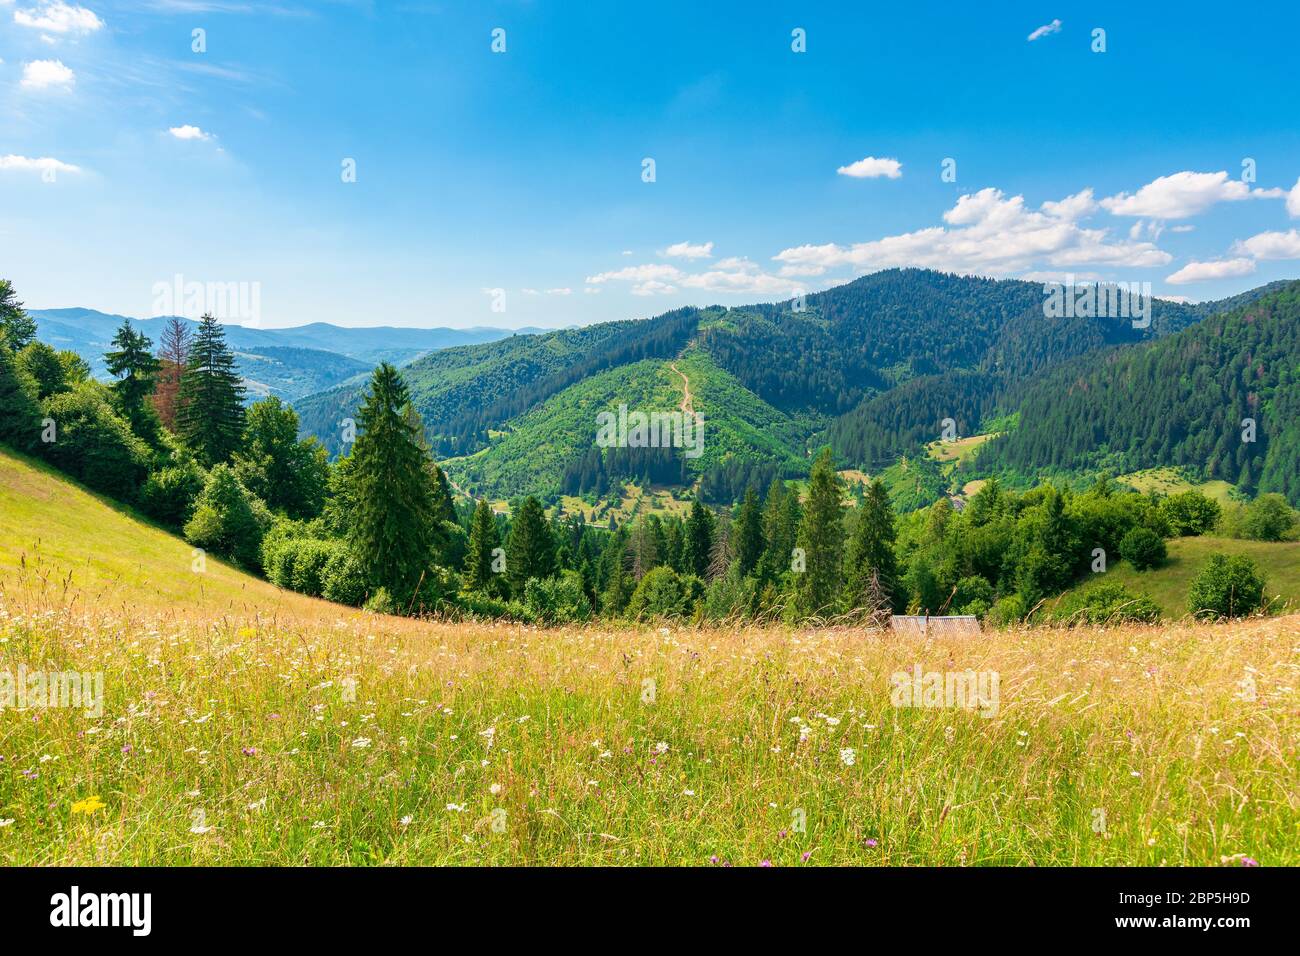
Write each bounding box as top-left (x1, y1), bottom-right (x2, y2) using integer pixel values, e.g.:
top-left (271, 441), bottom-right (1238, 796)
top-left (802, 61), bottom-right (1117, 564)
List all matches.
top-left (177, 314), bottom-right (246, 465)
top-left (844, 477), bottom-right (899, 611)
top-left (683, 498), bottom-right (716, 578)
top-left (464, 499), bottom-right (503, 593)
top-left (0, 280), bottom-right (36, 352)
top-left (348, 363), bottom-right (437, 600)
top-left (506, 496), bottom-right (556, 594)
top-left (104, 319), bottom-right (161, 437)
top-left (734, 485), bottom-right (764, 576)
top-left (794, 448), bottom-right (845, 618)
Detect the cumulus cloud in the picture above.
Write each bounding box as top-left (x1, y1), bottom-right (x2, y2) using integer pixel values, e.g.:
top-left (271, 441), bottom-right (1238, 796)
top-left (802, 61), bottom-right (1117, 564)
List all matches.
top-left (661, 241), bottom-right (713, 260)
top-left (1165, 258), bottom-right (1256, 285)
top-left (20, 58), bottom-right (74, 88)
top-left (1100, 170), bottom-right (1271, 219)
top-left (773, 187), bottom-right (1170, 277)
top-left (836, 156), bottom-right (902, 179)
top-left (14, 1), bottom-right (103, 35)
top-left (1232, 229), bottom-right (1300, 260)
top-left (0, 153), bottom-right (81, 174)
top-left (169, 124), bottom-right (212, 141)
top-left (1287, 176), bottom-right (1300, 218)
top-left (1027, 19), bottom-right (1062, 41)
top-left (587, 255), bottom-right (799, 298)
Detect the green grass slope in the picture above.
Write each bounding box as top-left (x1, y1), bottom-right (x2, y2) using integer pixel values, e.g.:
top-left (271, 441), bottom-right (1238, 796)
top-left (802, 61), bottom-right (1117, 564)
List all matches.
top-left (0, 447), bottom-right (330, 617)
top-left (1049, 535), bottom-right (1300, 619)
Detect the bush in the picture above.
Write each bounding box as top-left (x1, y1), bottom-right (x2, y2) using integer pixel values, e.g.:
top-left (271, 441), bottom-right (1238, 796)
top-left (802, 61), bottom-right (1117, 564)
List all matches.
top-left (139, 460), bottom-right (207, 529)
top-left (1158, 491), bottom-right (1221, 536)
top-left (1239, 494), bottom-right (1296, 542)
top-left (524, 570), bottom-right (592, 624)
top-left (363, 587), bottom-right (396, 615)
top-left (703, 566), bottom-right (758, 620)
top-left (953, 575), bottom-right (995, 614)
top-left (1053, 582), bottom-right (1162, 626)
top-left (627, 566), bottom-right (686, 620)
top-left (407, 567), bottom-right (460, 616)
top-left (40, 384), bottom-right (151, 501)
top-left (287, 539), bottom-right (340, 597)
top-left (184, 464), bottom-right (269, 571)
top-left (1119, 526), bottom-right (1167, 571)
top-left (986, 594), bottom-right (1028, 627)
top-left (321, 548), bottom-right (368, 606)
top-left (454, 590), bottom-right (535, 623)
top-left (1187, 553), bottom-right (1267, 619)
top-left (0, 345), bottom-right (41, 451)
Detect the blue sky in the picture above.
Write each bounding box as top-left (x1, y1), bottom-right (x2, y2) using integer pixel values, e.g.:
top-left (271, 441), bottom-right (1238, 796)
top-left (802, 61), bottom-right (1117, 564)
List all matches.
top-left (2, 0), bottom-right (1299, 329)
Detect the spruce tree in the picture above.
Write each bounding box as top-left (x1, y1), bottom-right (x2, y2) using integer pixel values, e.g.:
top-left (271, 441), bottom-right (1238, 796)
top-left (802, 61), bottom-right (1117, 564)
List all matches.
top-left (465, 499), bottom-right (503, 593)
top-left (177, 314), bottom-right (246, 465)
top-left (683, 498), bottom-right (716, 578)
top-left (506, 496), bottom-right (556, 594)
top-left (105, 319), bottom-right (161, 426)
top-left (735, 485), bottom-right (764, 576)
top-left (844, 478), bottom-right (899, 611)
top-left (151, 317), bottom-right (191, 430)
top-left (794, 448), bottom-right (845, 618)
top-left (348, 362), bottom-right (436, 600)
top-left (0, 280), bottom-right (36, 352)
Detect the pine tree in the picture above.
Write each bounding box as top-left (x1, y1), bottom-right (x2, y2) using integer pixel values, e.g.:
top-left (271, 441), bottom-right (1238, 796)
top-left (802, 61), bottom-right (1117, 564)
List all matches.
top-left (683, 498), bottom-right (716, 577)
top-left (348, 363), bottom-right (436, 600)
top-left (465, 499), bottom-right (503, 593)
top-left (506, 496), bottom-right (555, 594)
top-left (0, 280), bottom-right (36, 352)
top-left (707, 517), bottom-right (732, 581)
top-left (794, 449), bottom-right (845, 619)
top-left (177, 314), bottom-right (246, 465)
top-left (104, 319), bottom-right (161, 434)
top-left (151, 318), bottom-right (191, 430)
top-left (844, 478), bottom-right (899, 612)
top-left (735, 485), bottom-right (764, 576)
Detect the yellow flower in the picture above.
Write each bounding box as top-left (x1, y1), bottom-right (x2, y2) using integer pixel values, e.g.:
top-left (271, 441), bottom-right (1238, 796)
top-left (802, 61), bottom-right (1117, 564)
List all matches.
top-left (71, 796), bottom-right (106, 815)
top-left (237, 626), bottom-right (257, 639)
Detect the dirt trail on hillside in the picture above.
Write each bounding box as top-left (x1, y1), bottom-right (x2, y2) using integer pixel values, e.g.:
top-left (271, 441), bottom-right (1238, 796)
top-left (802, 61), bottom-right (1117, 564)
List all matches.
top-left (669, 362), bottom-right (694, 417)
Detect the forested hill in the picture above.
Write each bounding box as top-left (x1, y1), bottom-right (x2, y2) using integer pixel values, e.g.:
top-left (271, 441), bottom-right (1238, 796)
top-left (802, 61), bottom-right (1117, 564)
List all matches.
top-left (979, 281), bottom-right (1300, 502)
top-left (288, 268), bottom-right (1284, 502)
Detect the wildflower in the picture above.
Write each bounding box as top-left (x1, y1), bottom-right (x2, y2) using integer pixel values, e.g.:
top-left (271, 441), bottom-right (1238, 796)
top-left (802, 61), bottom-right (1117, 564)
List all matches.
top-left (759, 859), bottom-right (773, 867)
top-left (489, 783), bottom-right (502, 795)
top-left (0, 819), bottom-right (14, 828)
top-left (839, 747), bottom-right (856, 766)
top-left (242, 747), bottom-right (257, 757)
top-left (684, 789), bottom-right (696, 797)
top-left (801, 851), bottom-right (812, 863)
top-left (400, 815), bottom-right (413, 827)
top-left (446, 803), bottom-right (466, 812)
top-left (864, 838), bottom-right (879, 848)
top-left (121, 745), bottom-right (133, 755)
top-left (709, 855), bottom-right (719, 865)
top-left (351, 737), bottom-right (372, 749)
top-left (654, 741), bottom-right (669, 754)
top-left (71, 796), bottom-right (106, 816)
top-left (190, 820), bottom-right (212, 835)
top-left (1241, 857), bottom-right (1259, 867)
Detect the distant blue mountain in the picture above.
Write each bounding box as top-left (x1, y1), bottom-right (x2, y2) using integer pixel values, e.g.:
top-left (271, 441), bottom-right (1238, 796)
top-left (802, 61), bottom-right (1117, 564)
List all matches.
top-left (28, 308), bottom-right (542, 402)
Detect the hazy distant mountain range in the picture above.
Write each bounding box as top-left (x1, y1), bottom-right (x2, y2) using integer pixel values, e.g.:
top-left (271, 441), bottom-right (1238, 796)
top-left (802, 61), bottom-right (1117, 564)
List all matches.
top-left (28, 308), bottom-right (548, 401)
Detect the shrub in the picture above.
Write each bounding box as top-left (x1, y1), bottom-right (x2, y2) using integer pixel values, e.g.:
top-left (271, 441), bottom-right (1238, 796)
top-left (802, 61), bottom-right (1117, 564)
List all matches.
top-left (1158, 491), bottom-right (1221, 536)
top-left (287, 539), bottom-right (340, 597)
top-left (40, 384), bottom-right (150, 501)
top-left (627, 566), bottom-right (686, 620)
top-left (524, 570), bottom-right (592, 624)
top-left (1187, 553), bottom-right (1267, 619)
top-left (953, 575), bottom-right (994, 614)
top-left (0, 345), bottom-right (41, 451)
top-left (1239, 494), bottom-right (1296, 542)
top-left (321, 548), bottom-right (368, 606)
top-left (703, 567), bottom-right (758, 620)
top-left (183, 464), bottom-right (269, 571)
top-left (986, 594), bottom-right (1028, 627)
top-left (1053, 582), bottom-right (1161, 626)
top-left (1119, 526), bottom-right (1166, 571)
top-left (139, 460), bottom-right (207, 529)
top-left (363, 587), bottom-right (396, 615)
top-left (454, 590), bottom-right (535, 623)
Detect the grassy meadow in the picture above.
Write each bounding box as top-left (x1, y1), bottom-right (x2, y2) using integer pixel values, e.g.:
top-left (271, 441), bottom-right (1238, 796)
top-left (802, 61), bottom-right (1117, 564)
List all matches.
top-left (1, 449), bottom-right (1297, 866)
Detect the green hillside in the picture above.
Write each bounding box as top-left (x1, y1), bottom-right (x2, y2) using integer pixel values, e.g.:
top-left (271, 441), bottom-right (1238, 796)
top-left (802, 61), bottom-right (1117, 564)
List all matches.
top-left (444, 347), bottom-right (808, 499)
top-left (0, 447), bottom-right (330, 615)
top-left (1048, 536), bottom-right (1300, 619)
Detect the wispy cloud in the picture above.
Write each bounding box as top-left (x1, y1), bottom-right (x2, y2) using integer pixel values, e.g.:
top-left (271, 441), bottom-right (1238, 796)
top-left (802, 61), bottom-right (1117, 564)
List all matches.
top-left (1027, 19), bottom-right (1061, 42)
top-left (13, 1), bottom-right (103, 35)
top-left (1165, 257), bottom-right (1256, 284)
top-left (661, 241), bottom-right (713, 260)
top-left (0, 153), bottom-right (82, 175)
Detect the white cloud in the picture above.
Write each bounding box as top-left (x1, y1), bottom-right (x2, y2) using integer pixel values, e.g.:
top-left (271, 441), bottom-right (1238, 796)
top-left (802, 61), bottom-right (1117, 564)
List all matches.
top-left (836, 156), bottom-right (902, 179)
top-left (1100, 170), bottom-right (1269, 219)
top-left (169, 124), bottom-right (212, 141)
top-left (545, 287), bottom-right (572, 296)
top-left (14, 1), bottom-right (103, 35)
top-left (0, 153), bottom-right (81, 174)
top-left (1233, 229), bottom-right (1300, 260)
top-left (1287, 176), bottom-right (1300, 218)
top-left (661, 240), bottom-right (713, 260)
top-left (1027, 19), bottom-right (1061, 41)
top-left (1165, 258), bottom-right (1256, 285)
top-left (20, 58), bottom-right (74, 89)
top-left (588, 255), bottom-right (799, 298)
top-left (774, 187), bottom-right (1170, 277)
